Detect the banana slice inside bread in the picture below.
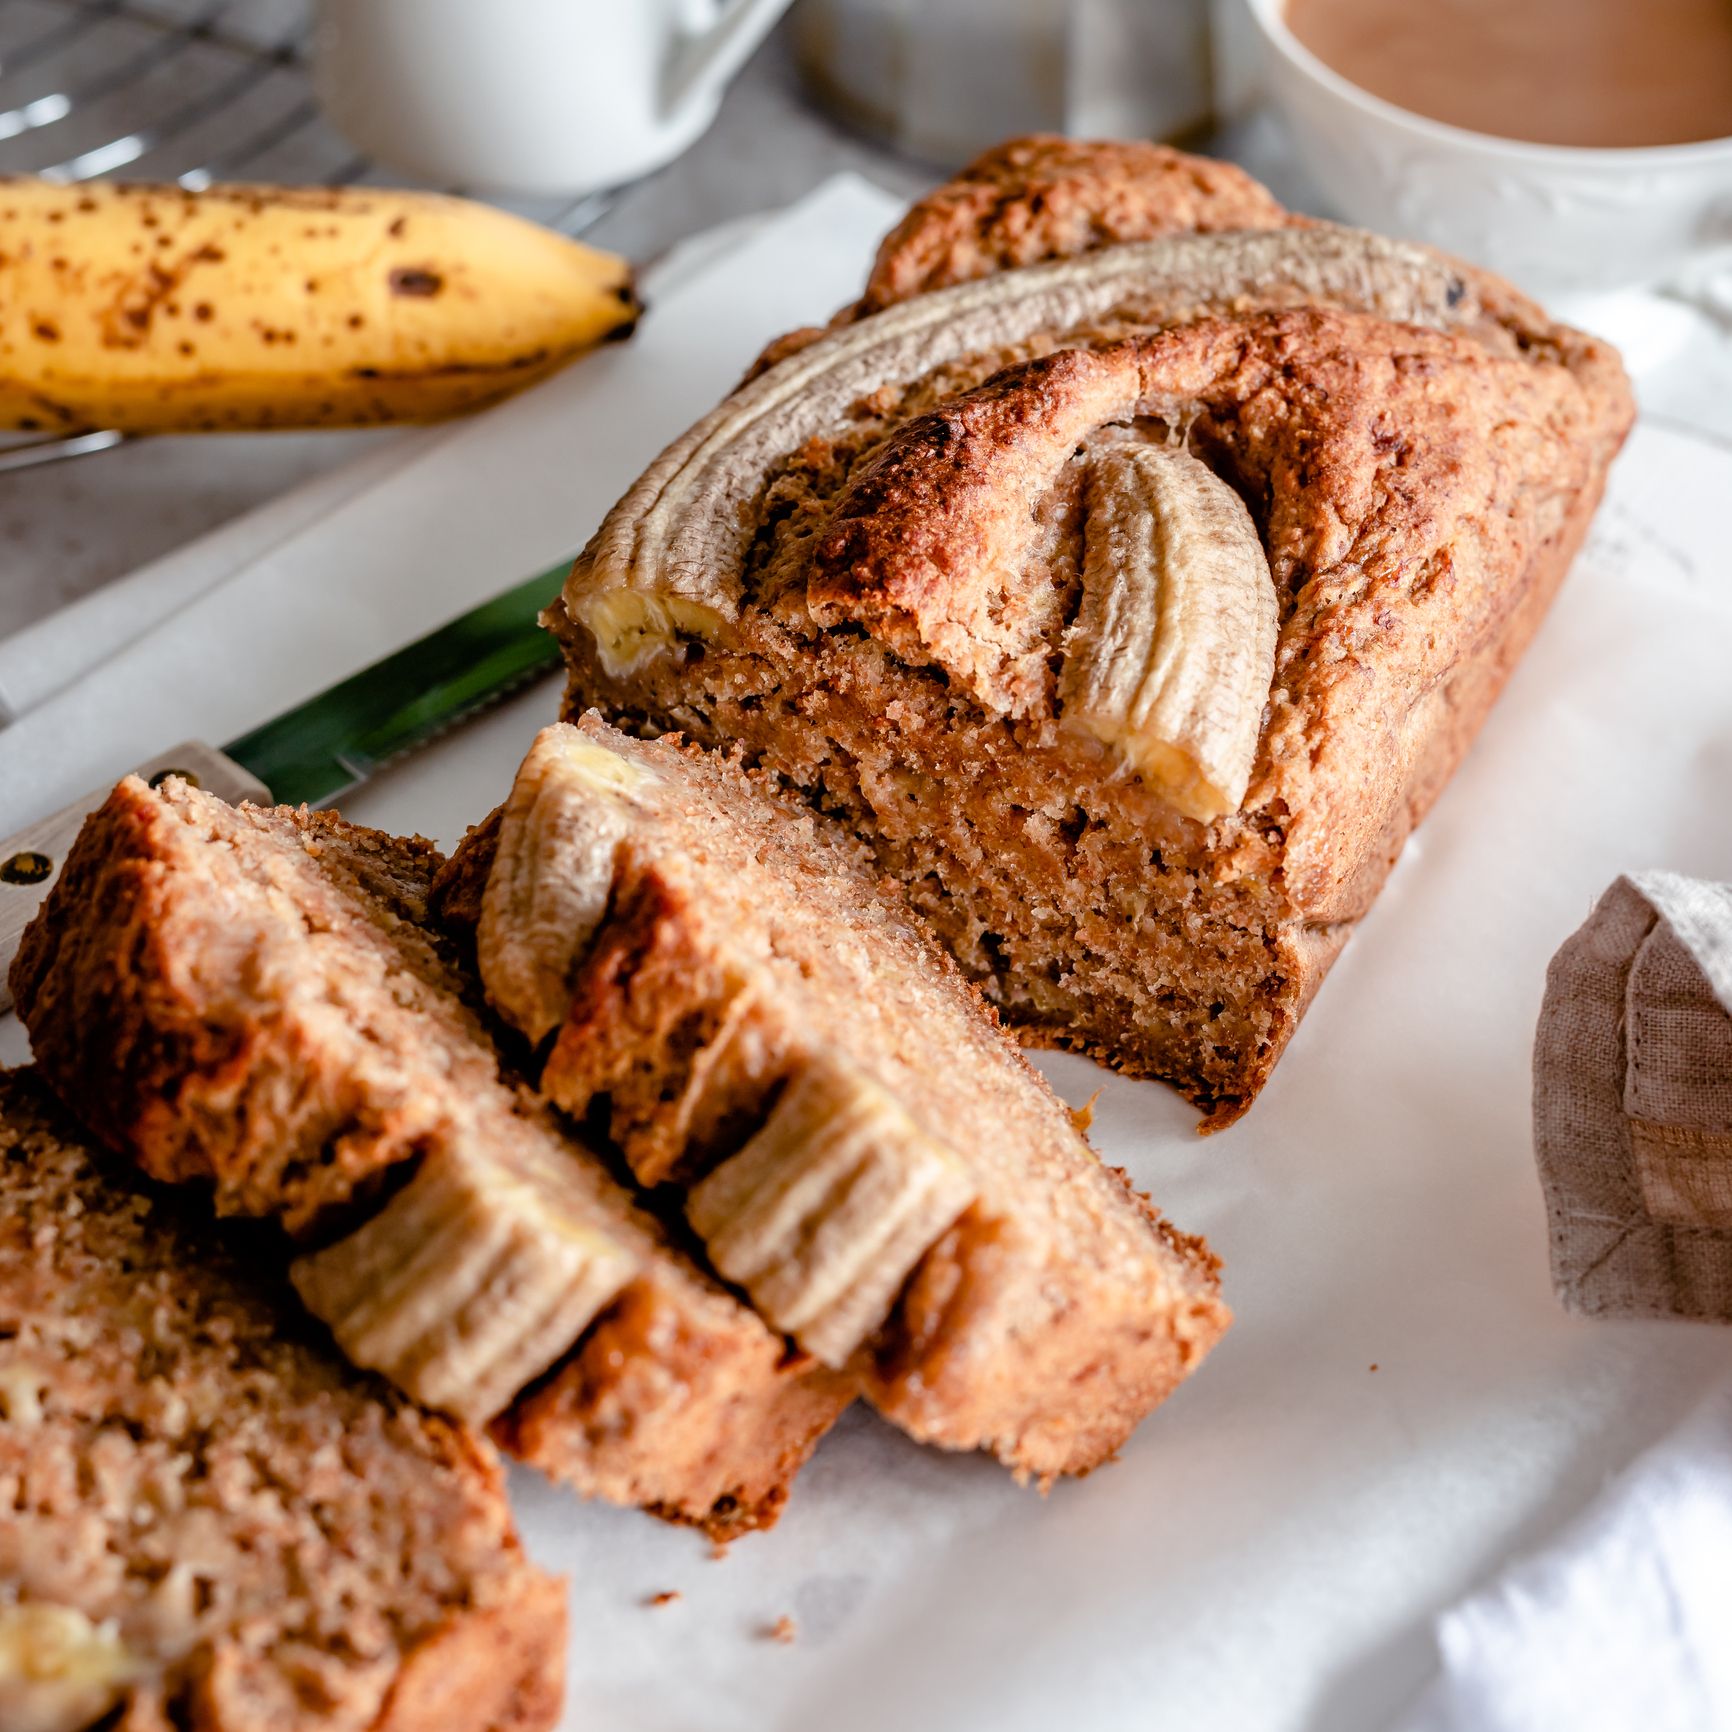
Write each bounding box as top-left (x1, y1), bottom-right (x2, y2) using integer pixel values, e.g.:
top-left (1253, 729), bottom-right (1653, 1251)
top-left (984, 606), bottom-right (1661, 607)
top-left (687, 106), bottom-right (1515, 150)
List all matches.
top-left (290, 1135), bottom-right (642, 1422)
top-left (438, 718), bottom-right (1230, 1481)
top-left (0, 1069), bottom-right (565, 1732)
top-left (687, 1057), bottom-right (979, 1369)
top-left (8, 779), bottom-right (850, 1539)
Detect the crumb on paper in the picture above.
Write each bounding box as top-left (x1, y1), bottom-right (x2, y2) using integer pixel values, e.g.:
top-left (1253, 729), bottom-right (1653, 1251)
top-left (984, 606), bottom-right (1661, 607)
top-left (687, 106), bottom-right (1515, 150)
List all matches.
top-left (1010, 1462), bottom-right (1066, 1495)
top-left (709, 1543), bottom-right (729, 1563)
top-left (1068, 1088), bottom-right (1103, 1134)
top-left (1369, 1363), bottom-right (1379, 1372)
top-left (766, 1615), bottom-right (797, 1645)
top-left (647, 1591), bottom-right (681, 1608)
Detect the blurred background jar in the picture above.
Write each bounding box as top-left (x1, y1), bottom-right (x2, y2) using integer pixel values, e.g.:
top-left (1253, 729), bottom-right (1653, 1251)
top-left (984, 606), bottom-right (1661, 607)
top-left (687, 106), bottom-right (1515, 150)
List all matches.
top-left (313, 0), bottom-right (796, 195)
top-left (791, 0), bottom-right (1216, 166)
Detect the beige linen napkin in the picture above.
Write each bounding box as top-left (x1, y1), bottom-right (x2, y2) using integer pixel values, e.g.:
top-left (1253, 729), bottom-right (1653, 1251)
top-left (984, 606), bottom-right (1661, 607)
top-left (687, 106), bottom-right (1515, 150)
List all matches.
top-left (1536, 871), bottom-right (1732, 1319)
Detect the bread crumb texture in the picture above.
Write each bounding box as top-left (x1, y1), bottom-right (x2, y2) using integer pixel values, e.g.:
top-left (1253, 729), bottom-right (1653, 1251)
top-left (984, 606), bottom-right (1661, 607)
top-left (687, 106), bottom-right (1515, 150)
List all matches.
top-left (0, 1069), bottom-right (565, 1732)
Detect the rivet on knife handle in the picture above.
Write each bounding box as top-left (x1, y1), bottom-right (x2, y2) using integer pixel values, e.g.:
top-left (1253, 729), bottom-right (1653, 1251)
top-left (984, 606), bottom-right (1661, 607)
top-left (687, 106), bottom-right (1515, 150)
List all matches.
top-left (0, 742), bottom-right (268, 1016)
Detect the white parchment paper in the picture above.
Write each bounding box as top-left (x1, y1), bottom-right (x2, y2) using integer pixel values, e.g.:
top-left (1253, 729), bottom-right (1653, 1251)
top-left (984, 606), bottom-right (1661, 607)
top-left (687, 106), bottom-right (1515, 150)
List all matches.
top-left (3, 177), bottom-right (1731, 1732)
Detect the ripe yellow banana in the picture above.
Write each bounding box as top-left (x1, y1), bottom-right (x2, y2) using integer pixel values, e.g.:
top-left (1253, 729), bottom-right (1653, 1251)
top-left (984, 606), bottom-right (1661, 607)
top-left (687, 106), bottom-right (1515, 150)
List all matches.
top-left (0, 177), bottom-right (637, 434)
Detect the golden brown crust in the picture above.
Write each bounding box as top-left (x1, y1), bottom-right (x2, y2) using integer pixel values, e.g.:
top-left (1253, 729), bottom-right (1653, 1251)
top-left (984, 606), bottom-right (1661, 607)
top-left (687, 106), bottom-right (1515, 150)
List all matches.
top-left (496, 1284), bottom-right (849, 1542)
top-left (742, 135), bottom-right (1293, 382)
top-left (1190, 445), bottom-right (1611, 1125)
top-left (859, 135), bottom-right (1292, 314)
top-left (552, 139), bottom-right (1634, 1124)
top-left (372, 1571), bottom-right (568, 1732)
top-left (8, 786), bottom-right (469, 1234)
top-left (807, 305), bottom-right (1626, 918)
top-left (429, 807), bottom-right (504, 934)
top-left (537, 866), bottom-right (786, 1184)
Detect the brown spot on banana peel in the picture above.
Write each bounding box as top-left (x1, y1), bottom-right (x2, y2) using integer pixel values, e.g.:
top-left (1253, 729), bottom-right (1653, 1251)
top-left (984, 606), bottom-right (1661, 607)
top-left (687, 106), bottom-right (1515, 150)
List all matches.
top-left (104, 260), bottom-right (176, 345)
top-left (14, 391), bottom-right (85, 430)
top-left (95, 182), bottom-right (360, 215)
top-left (389, 266), bottom-right (444, 297)
top-left (102, 244), bottom-right (228, 347)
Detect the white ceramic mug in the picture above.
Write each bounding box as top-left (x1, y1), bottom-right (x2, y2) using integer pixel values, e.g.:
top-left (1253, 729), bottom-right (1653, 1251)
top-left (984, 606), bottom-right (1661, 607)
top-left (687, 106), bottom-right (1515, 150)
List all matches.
top-left (1243, 0), bottom-right (1732, 297)
top-left (312, 0), bottom-right (793, 196)
top-left (794, 0), bottom-right (1214, 168)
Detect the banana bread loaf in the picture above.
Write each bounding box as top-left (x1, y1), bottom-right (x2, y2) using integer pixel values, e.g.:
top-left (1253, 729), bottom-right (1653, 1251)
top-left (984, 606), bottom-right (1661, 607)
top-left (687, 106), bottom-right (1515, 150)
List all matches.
top-left (9, 779), bottom-right (849, 1539)
top-left (434, 718), bottom-right (1228, 1481)
top-left (0, 1067), bottom-right (565, 1732)
top-left (548, 136), bottom-right (1635, 1125)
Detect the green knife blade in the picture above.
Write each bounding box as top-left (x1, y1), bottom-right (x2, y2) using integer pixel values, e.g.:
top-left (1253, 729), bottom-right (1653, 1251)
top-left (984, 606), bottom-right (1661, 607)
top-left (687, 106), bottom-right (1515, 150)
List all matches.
top-left (222, 560), bottom-right (568, 809)
top-left (0, 561), bottom-right (573, 1013)
top-left (0, 554), bottom-right (575, 1011)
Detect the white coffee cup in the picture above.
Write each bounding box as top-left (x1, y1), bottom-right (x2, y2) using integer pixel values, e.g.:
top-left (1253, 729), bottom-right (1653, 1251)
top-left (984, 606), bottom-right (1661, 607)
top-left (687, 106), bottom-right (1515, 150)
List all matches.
top-left (312, 0), bottom-right (793, 196)
top-left (1243, 0), bottom-right (1732, 297)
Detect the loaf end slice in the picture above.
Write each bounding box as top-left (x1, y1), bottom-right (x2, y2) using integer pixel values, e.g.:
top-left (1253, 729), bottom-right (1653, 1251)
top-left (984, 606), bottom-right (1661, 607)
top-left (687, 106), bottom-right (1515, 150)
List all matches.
top-left (0, 1067), bottom-right (565, 1732)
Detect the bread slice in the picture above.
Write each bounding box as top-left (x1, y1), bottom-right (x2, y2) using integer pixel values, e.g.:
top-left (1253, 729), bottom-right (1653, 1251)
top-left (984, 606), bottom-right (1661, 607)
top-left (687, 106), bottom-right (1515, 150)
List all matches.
top-left (9, 781), bottom-right (850, 1539)
top-left (546, 137), bottom-right (1635, 1127)
top-left (0, 1067), bottom-right (565, 1732)
top-left (434, 718), bottom-right (1228, 1481)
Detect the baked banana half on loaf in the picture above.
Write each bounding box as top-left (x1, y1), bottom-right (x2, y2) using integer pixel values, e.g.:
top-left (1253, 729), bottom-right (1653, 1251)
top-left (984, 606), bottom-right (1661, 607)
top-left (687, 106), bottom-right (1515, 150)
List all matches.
top-left (548, 136), bottom-right (1636, 1126)
top-left (8, 780), bottom-right (850, 1539)
top-left (433, 718), bottom-right (1228, 1480)
top-left (0, 1069), bottom-right (565, 1732)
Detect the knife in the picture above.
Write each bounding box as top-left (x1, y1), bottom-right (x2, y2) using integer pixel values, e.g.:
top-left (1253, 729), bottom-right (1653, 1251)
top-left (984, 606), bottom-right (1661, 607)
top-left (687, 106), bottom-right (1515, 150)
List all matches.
top-left (0, 559), bottom-right (568, 1014)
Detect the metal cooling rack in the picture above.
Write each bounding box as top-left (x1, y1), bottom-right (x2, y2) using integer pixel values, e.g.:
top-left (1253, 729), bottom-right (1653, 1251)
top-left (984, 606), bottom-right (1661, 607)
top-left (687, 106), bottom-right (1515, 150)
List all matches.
top-left (0, 0), bottom-right (616, 473)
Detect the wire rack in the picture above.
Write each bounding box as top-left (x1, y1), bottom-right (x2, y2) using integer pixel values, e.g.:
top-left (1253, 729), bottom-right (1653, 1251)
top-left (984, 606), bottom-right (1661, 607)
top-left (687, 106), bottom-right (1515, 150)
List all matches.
top-left (0, 0), bottom-right (617, 472)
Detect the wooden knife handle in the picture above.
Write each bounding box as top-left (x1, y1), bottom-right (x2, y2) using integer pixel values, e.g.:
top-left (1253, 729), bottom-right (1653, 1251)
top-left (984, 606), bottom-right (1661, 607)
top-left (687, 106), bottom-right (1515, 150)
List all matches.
top-left (0, 742), bottom-right (269, 1016)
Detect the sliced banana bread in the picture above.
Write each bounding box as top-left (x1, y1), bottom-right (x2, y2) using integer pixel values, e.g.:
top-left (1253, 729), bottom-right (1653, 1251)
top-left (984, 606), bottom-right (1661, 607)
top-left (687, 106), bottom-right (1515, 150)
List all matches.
top-left (434, 718), bottom-right (1229, 1482)
top-left (548, 137), bottom-right (1635, 1126)
top-left (9, 781), bottom-right (849, 1539)
top-left (0, 1067), bottom-right (565, 1732)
